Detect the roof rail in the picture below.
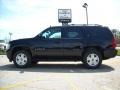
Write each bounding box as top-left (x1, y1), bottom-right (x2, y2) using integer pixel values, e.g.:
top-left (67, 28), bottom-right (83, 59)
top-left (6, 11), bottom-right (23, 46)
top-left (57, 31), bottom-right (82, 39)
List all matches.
top-left (69, 24), bottom-right (102, 26)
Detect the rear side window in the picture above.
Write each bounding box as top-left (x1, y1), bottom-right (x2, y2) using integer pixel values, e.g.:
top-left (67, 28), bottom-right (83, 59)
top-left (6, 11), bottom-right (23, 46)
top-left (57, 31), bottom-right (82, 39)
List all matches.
top-left (63, 27), bottom-right (83, 39)
top-left (67, 32), bottom-right (79, 38)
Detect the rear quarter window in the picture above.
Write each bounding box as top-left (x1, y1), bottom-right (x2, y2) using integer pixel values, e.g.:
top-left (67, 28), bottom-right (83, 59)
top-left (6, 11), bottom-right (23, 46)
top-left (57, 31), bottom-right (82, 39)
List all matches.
top-left (84, 27), bottom-right (113, 40)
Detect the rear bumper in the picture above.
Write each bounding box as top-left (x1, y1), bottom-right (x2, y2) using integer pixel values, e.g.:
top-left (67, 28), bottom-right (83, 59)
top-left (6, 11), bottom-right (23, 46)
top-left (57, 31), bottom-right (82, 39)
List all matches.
top-left (103, 48), bottom-right (117, 58)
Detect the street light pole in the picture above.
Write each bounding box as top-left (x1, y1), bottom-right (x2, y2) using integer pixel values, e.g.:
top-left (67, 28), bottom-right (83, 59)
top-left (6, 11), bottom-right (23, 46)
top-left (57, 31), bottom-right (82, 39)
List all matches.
top-left (82, 3), bottom-right (88, 25)
top-left (9, 32), bottom-right (12, 41)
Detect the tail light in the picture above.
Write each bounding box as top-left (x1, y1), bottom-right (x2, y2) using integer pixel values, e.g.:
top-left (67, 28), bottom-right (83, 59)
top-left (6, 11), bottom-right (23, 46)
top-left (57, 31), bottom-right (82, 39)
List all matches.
top-left (112, 36), bottom-right (117, 48)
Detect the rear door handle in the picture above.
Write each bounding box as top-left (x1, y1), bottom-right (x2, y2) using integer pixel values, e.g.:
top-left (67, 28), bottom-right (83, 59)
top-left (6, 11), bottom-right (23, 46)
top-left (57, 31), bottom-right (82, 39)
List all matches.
top-left (55, 41), bottom-right (60, 43)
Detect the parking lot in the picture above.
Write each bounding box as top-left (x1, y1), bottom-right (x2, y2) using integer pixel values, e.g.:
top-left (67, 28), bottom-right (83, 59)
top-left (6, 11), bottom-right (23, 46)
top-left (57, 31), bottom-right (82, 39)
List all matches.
top-left (0, 55), bottom-right (120, 90)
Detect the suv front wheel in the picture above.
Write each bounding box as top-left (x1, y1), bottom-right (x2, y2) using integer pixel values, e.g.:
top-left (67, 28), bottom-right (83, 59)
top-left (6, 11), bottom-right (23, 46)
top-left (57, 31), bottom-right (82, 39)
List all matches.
top-left (83, 48), bottom-right (102, 69)
top-left (13, 50), bottom-right (32, 68)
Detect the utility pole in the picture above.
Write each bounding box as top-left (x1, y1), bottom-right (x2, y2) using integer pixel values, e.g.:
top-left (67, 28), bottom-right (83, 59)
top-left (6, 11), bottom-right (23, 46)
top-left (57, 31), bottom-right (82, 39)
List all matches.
top-left (82, 3), bottom-right (88, 25)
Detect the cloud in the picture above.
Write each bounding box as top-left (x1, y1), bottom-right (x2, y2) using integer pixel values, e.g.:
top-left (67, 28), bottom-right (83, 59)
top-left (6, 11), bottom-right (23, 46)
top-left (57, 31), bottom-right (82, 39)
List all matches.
top-left (0, 0), bottom-right (59, 39)
top-left (0, 0), bottom-right (120, 40)
top-left (1, 0), bottom-right (52, 14)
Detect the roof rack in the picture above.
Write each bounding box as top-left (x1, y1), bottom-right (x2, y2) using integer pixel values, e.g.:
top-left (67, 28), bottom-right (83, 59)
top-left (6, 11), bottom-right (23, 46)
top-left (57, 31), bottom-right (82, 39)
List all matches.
top-left (69, 24), bottom-right (102, 26)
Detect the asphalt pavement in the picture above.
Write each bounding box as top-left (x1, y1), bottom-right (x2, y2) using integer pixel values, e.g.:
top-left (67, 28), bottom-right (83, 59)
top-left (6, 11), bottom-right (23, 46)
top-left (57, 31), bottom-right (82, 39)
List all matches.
top-left (0, 55), bottom-right (120, 90)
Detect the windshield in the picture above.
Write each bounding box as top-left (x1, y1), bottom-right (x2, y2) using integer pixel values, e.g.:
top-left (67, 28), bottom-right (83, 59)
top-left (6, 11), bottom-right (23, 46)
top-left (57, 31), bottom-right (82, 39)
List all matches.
top-left (0, 40), bottom-right (5, 43)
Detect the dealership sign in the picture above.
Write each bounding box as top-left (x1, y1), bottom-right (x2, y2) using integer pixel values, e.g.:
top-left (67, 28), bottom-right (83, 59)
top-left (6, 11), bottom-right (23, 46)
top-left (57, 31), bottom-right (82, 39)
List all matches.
top-left (58, 9), bottom-right (72, 23)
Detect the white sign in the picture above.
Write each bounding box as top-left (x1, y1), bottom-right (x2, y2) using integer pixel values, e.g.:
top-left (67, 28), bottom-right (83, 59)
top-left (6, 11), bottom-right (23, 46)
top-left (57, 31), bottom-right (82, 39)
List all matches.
top-left (58, 9), bottom-right (72, 23)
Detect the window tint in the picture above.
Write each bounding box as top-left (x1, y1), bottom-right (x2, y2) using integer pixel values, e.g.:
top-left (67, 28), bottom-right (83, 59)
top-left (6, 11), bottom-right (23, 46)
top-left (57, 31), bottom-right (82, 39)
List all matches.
top-left (67, 32), bottom-right (79, 38)
top-left (42, 27), bottom-right (61, 39)
top-left (49, 32), bottom-right (61, 38)
top-left (84, 27), bottom-right (112, 40)
top-left (63, 27), bottom-right (83, 39)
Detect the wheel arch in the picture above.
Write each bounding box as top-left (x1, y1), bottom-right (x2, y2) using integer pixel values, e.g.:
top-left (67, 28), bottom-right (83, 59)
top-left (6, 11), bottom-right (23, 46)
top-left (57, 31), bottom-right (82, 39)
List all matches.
top-left (11, 46), bottom-right (32, 61)
top-left (82, 46), bottom-right (104, 59)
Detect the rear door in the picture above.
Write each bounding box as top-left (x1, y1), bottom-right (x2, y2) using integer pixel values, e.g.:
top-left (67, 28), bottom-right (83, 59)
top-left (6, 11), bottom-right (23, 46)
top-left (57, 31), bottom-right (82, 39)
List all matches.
top-left (62, 27), bottom-right (84, 56)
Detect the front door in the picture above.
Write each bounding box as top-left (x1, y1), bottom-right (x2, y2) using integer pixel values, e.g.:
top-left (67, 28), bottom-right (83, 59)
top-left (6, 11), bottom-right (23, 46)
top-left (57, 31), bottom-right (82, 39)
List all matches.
top-left (34, 27), bottom-right (63, 56)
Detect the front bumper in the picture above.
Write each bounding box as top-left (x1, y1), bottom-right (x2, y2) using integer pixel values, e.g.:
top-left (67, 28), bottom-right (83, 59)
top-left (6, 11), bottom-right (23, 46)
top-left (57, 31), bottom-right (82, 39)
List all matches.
top-left (104, 48), bottom-right (117, 58)
top-left (6, 49), bottom-right (13, 62)
top-left (0, 45), bottom-right (5, 50)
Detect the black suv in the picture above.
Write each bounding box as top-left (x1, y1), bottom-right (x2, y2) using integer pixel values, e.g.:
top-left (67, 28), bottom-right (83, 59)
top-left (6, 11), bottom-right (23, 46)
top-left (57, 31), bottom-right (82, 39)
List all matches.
top-left (6, 25), bottom-right (117, 69)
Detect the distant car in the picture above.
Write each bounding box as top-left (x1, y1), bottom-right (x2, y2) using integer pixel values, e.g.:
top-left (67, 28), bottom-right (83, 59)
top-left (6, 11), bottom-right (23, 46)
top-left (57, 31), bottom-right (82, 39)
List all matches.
top-left (0, 40), bottom-right (7, 50)
top-left (6, 24), bottom-right (117, 69)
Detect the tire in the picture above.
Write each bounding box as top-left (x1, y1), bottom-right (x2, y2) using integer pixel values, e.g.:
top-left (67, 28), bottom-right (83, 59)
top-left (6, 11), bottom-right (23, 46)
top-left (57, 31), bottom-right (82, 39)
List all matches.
top-left (83, 48), bottom-right (102, 69)
top-left (13, 50), bottom-right (32, 68)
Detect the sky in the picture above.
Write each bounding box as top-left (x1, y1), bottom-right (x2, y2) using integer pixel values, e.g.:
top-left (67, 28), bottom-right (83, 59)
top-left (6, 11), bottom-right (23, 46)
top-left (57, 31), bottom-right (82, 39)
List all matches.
top-left (0, 0), bottom-right (120, 40)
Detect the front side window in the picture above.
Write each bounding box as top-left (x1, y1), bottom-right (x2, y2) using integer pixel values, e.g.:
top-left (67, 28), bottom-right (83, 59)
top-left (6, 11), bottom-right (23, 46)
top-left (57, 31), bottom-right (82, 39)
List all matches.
top-left (49, 32), bottom-right (61, 38)
top-left (41, 28), bottom-right (61, 39)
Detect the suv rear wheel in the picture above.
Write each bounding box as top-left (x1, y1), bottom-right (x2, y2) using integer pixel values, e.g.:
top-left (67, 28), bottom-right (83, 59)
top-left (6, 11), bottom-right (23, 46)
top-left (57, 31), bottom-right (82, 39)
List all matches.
top-left (83, 48), bottom-right (102, 69)
top-left (13, 50), bottom-right (32, 68)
